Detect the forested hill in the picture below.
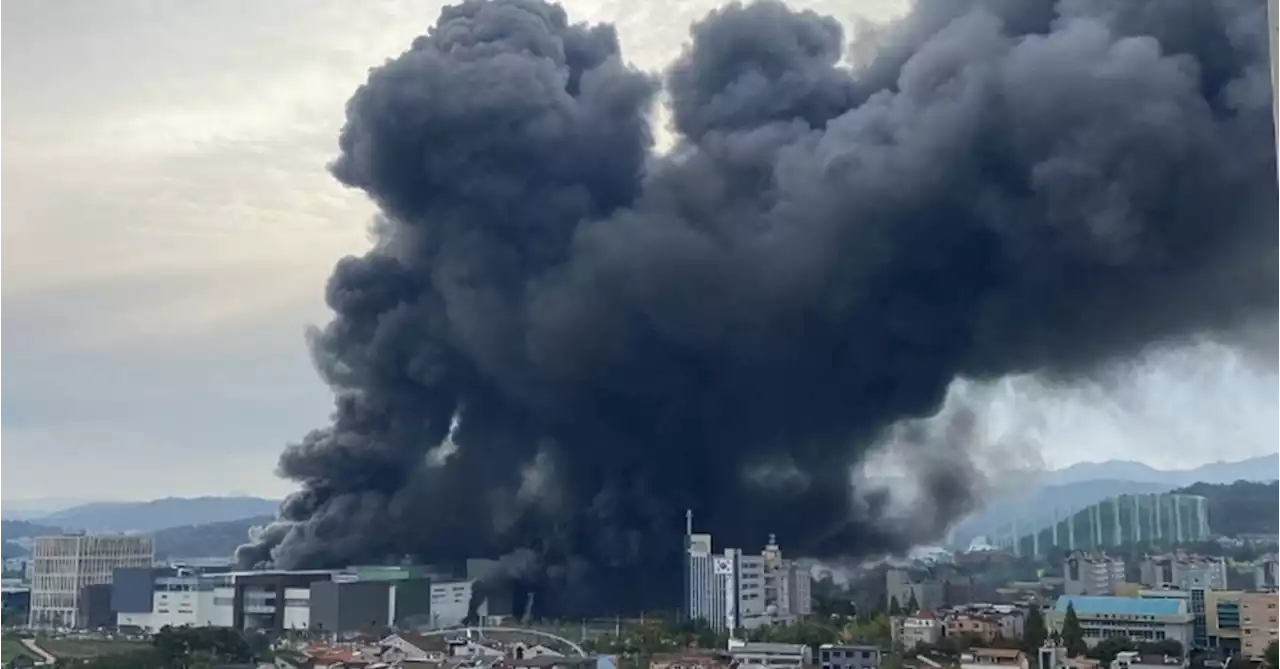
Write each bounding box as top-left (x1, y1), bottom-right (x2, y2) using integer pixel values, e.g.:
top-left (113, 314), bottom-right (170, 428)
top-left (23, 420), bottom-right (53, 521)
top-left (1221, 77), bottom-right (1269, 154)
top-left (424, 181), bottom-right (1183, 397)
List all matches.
top-left (1174, 480), bottom-right (1279, 537)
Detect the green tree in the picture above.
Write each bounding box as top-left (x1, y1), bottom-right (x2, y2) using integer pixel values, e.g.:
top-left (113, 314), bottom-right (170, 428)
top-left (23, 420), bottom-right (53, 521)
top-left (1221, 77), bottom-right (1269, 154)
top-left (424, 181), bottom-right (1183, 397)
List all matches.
top-left (1061, 603), bottom-right (1087, 658)
top-left (888, 597), bottom-right (902, 616)
top-left (1024, 605), bottom-right (1047, 653)
top-left (904, 591), bottom-right (919, 614)
top-left (1265, 641), bottom-right (1278, 668)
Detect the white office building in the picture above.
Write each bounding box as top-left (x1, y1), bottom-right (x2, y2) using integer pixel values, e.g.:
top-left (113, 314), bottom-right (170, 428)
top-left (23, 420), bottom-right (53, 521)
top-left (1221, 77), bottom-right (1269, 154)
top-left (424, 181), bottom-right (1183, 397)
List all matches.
top-left (681, 513), bottom-right (813, 633)
top-left (29, 533), bottom-right (154, 628)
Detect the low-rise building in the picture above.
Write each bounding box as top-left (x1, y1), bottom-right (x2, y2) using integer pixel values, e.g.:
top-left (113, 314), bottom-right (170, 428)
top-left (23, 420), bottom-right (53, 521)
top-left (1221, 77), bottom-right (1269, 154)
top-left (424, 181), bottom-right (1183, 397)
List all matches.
top-left (895, 610), bottom-right (943, 649)
top-left (1048, 596), bottom-right (1193, 649)
top-left (944, 604), bottom-right (1026, 643)
top-left (726, 641), bottom-right (810, 668)
top-left (959, 648), bottom-right (1029, 669)
top-left (818, 644), bottom-right (881, 669)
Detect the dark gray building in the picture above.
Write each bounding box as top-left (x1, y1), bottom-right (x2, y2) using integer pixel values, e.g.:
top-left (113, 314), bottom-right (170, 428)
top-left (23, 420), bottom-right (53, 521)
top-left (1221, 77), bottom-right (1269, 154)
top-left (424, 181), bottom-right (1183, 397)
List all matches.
top-left (111, 567), bottom-right (163, 620)
top-left (308, 578), bottom-right (435, 634)
top-left (309, 580), bottom-right (391, 634)
top-left (77, 583), bottom-right (114, 629)
top-left (819, 644), bottom-right (882, 669)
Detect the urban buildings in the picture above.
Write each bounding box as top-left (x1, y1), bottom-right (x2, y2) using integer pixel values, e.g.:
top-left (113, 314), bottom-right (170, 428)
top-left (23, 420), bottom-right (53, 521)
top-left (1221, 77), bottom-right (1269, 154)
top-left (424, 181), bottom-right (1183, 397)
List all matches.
top-left (997, 493), bottom-right (1211, 558)
top-left (28, 533), bottom-right (153, 628)
top-left (1139, 555), bottom-right (1228, 590)
top-left (681, 513), bottom-right (812, 633)
top-left (942, 604), bottom-right (1026, 643)
top-left (1063, 553), bottom-right (1127, 596)
top-left (1047, 596), bottom-right (1194, 648)
top-left (886, 565), bottom-right (976, 611)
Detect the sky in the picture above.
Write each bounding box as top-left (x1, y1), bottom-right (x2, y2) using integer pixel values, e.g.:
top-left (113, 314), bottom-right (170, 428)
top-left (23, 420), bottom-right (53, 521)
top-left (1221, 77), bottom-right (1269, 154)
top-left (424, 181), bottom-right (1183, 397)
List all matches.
top-left (2, 0), bottom-right (1277, 503)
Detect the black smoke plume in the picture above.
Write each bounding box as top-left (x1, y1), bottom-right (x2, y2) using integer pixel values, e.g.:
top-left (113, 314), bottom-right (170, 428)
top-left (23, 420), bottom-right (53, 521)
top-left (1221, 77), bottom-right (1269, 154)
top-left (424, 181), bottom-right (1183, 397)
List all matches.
top-left (238, 0), bottom-right (1277, 615)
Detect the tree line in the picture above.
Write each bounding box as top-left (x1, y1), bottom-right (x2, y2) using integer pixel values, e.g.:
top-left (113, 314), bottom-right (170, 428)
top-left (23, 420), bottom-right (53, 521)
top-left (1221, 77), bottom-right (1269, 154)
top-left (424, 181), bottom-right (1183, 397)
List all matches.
top-left (49, 627), bottom-right (271, 669)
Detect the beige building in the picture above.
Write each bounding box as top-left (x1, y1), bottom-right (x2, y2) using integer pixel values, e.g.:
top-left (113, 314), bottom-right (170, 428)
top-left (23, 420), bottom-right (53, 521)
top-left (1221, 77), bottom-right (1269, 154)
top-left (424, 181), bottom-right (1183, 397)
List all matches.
top-left (29, 533), bottom-right (154, 628)
top-left (1207, 590), bottom-right (1280, 660)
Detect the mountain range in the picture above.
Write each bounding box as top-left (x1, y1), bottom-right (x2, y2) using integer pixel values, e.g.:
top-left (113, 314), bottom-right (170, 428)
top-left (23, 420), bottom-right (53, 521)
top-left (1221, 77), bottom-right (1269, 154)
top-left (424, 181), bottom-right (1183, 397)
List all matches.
top-left (953, 453), bottom-right (1279, 544)
top-left (1037, 454), bottom-right (1279, 488)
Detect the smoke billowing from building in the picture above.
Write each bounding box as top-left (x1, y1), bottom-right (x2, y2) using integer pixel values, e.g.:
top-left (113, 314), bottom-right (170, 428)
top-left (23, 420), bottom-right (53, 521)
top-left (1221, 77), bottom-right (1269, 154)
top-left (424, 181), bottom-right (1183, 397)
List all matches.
top-left (237, 0), bottom-right (1277, 615)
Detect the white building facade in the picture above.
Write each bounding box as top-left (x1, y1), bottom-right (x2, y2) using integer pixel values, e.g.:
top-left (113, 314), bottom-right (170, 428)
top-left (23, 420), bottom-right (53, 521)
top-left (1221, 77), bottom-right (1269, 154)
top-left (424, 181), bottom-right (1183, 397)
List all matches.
top-left (29, 533), bottom-right (153, 628)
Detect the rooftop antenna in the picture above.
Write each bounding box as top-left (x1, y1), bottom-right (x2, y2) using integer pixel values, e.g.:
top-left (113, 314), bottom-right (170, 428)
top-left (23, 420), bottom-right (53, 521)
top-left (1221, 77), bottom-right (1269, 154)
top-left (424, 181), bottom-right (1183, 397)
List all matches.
top-left (686, 509), bottom-right (694, 536)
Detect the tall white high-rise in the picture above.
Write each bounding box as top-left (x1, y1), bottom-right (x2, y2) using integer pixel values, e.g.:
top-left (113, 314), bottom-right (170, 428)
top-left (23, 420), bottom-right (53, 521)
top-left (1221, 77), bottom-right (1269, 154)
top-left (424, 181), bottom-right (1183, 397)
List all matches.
top-left (29, 533), bottom-right (154, 628)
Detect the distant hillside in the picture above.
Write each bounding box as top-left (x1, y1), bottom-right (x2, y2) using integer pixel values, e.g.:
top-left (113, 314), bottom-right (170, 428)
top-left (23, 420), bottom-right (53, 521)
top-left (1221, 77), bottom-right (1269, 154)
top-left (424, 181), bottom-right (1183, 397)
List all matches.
top-left (1174, 480), bottom-right (1279, 537)
top-left (1, 520), bottom-right (67, 560)
top-left (154, 515), bottom-right (276, 560)
top-left (954, 479), bottom-right (1175, 544)
top-left (1, 497), bottom-right (108, 520)
top-left (36, 496), bottom-right (280, 533)
top-left (1042, 454), bottom-right (1279, 487)
top-left (0, 519), bottom-right (67, 539)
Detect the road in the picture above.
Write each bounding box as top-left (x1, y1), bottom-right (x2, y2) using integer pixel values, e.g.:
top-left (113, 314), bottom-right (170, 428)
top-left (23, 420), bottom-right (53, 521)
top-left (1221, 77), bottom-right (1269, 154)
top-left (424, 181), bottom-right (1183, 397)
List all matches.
top-left (20, 638), bottom-right (57, 665)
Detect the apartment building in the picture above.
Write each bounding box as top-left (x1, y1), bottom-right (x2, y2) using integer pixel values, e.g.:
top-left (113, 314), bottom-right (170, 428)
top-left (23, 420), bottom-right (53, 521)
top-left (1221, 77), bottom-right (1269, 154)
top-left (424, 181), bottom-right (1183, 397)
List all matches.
top-left (1139, 555), bottom-right (1227, 590)
top-left (28, 533), bottom-right (153, 628)
top-left (1064, 553), bottom-right (1127, 596)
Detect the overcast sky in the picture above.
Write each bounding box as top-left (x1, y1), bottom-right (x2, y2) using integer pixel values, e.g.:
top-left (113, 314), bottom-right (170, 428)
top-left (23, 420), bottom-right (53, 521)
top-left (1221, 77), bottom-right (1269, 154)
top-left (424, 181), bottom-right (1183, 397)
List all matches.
top-left (3, 0), bottom-right (1276, 503)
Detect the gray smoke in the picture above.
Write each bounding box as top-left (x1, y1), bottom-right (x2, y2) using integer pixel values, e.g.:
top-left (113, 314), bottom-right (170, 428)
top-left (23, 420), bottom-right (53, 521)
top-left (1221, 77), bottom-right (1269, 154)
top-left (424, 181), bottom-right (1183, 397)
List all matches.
top-left (237, 0), bottom-right (1277, 615)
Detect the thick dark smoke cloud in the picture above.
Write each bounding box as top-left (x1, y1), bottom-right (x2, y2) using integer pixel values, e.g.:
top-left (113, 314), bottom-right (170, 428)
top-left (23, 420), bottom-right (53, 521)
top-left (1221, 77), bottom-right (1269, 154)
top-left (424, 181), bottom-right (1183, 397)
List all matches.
top-left (238, 0), bottom-right (1277, 615)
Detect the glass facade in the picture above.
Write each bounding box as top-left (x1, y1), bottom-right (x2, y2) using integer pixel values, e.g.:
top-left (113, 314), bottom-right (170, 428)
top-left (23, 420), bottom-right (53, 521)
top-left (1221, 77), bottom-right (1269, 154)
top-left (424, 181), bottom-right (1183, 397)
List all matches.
top-left (1002, 493), bottom-right (1210, 557)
